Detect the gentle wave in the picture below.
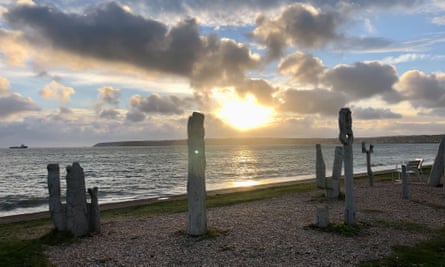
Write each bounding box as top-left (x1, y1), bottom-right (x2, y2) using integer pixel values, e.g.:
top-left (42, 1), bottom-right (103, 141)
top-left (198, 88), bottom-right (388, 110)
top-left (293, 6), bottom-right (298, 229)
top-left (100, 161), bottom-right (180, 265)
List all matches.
top-left (0, 143), bottom-right (438, 217)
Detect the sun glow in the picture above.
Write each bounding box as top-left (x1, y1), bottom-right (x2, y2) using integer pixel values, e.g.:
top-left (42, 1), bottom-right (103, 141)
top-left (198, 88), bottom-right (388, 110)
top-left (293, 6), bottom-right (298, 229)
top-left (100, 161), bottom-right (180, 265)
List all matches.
top-left (213, 89), bottom-right (274, 131)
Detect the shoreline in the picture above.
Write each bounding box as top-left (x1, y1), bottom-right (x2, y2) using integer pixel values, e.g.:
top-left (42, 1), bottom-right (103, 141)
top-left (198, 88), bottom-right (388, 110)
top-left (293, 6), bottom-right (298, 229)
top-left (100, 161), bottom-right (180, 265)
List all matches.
top-left (0, 169), bottom-right (396, 224)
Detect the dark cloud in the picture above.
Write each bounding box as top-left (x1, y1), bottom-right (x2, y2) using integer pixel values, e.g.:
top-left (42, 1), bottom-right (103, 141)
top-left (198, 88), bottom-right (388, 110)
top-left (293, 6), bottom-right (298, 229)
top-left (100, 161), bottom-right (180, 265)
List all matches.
top-left (279, 89), bottom-right (348, 115)
top-left (251, 3), bottom-right (343, 58)
top-left (396, 70), bottom-right (445, 108)
top-left (278, 52), bottom-right (325, 84)
top-left (353, 107), bottom-right (402, 120)
top-left (128, 94), bottom-right (191, 115)
top-left (190, 36), bottom-right (260, 89)
top-left (6, 2), bottom-right (203, 76)
top-left (324, 61), bottom-right (400, 102)
top-left (0, 94), bottom-right (40, 118)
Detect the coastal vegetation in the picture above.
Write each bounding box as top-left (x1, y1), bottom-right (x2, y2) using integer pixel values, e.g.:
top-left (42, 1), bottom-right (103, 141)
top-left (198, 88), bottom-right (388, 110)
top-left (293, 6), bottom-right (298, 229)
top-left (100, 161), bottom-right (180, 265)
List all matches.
top-left (0, 170), bottom-right (443, 266)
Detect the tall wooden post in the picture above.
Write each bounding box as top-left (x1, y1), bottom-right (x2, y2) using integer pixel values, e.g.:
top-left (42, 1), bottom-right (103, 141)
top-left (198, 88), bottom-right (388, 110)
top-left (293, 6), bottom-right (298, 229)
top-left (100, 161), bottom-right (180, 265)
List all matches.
top-left (339, 108), bottom-right (356, 225)
top-left (401, 165), bottom-right (409, 199)
top-left (66, 162), bottom-right (89, 237)
top-left (187, 112), bottom-right (207, 236)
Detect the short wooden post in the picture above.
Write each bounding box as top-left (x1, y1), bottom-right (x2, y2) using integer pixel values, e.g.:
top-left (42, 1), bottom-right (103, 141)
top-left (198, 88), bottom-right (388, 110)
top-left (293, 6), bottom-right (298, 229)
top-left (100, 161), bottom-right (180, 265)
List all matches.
top-left (339, 108), bottom-right (356, 225)
top-left (315, 144), bottom-right (326, 189)
top-left (326, 146), bottom-right (343, 199)
top-left (187, 112), bottom-right (207, 236)
top-left (402, 165), bottom-right (409, 199)
top-left (88, 187), bottom-right (101, 233)
top-left (47, 164), bottom-right (66, 231)
top-left (361, 142), bottom-right (374, 187)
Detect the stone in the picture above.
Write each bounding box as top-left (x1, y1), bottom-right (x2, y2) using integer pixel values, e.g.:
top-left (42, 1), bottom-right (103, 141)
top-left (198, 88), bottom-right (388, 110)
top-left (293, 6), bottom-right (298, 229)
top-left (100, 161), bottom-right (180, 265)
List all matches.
top-left (66, 162), bottom-right (90, 237)
top-left (326, 146), bottom-right (342, 199)
top-left (315, 144), bottom-right (326, 189)
top-left (428, 136), bottom-right (445, 187)
top-left (339, 108), bottom-right (356, 225)
top-left (47, 164), bottom-right (66, 231)
top-left (187, 112), bottom-right (207, 236)
top-left (316, 204), bottom-right (330, 228)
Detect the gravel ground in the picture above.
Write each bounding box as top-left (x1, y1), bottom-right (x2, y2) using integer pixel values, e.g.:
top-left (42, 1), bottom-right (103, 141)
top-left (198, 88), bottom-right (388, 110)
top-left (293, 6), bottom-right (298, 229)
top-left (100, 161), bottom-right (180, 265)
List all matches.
top-left (45, 180), bottom-right (445, 266)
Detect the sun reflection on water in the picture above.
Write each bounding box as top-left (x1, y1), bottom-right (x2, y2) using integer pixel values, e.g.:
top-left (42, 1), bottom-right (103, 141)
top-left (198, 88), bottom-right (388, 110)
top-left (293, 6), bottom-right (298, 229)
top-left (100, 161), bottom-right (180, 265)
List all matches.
top-left (231, 180), bottom-right (260, 187)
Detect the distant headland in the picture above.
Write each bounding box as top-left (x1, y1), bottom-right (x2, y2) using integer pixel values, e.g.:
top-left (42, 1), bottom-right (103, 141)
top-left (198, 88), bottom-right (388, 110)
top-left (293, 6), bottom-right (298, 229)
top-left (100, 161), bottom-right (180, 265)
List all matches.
top-left (93, 134), bottom-right (444, 147)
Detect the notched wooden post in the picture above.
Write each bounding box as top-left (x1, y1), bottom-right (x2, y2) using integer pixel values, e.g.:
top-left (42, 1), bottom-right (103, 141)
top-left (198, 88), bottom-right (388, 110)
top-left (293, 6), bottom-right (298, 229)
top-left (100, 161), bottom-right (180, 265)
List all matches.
top-left (339, 108), bottom-right (356, 225)
top-left (187, 112), bottom-right (207, 236)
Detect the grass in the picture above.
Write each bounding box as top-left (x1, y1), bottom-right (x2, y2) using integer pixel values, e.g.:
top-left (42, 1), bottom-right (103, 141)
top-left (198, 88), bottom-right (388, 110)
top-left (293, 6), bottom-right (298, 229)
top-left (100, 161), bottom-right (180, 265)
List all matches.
top-left (305, 221), bottom-right (366, 237)
top-left (359, 226), bottom-right (445, 266)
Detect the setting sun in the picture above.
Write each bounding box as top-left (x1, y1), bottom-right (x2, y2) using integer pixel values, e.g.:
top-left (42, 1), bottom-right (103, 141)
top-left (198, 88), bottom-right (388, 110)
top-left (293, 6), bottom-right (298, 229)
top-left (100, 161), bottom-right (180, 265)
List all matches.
top-left (213, 89), bottom-right (274, 131)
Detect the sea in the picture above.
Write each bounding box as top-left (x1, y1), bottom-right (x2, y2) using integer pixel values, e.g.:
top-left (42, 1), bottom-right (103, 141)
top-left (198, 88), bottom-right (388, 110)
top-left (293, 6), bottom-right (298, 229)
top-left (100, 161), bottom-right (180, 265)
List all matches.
top-left (0, 143), bottom-right (439, 217)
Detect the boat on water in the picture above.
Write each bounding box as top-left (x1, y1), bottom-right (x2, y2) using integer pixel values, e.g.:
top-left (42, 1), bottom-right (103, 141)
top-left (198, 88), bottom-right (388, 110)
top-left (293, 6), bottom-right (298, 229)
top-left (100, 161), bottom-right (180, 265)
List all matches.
top-left (9, 144), bottom-right (28, 149)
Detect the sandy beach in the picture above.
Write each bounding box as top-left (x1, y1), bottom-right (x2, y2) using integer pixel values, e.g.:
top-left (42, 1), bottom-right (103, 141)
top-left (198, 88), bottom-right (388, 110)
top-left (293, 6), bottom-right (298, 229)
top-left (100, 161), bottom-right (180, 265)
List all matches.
top-left (43, 179), bottom-right (445, 266)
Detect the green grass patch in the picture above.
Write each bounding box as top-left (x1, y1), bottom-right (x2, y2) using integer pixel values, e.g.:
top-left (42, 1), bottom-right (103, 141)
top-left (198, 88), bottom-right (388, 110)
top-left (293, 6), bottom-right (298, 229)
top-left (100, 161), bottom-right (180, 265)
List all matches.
top-left (360, 227), bottom-right (445, 266)
top-left (374, 219), bottom-right (432, 233)
top-left (305, 222), bottom-right (366, 237)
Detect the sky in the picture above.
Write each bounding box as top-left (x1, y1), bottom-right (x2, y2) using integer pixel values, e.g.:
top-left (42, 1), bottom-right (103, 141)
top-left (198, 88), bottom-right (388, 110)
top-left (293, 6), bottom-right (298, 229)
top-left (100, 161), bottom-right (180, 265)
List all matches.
top-left (0, 0), bottom-right (444, 147)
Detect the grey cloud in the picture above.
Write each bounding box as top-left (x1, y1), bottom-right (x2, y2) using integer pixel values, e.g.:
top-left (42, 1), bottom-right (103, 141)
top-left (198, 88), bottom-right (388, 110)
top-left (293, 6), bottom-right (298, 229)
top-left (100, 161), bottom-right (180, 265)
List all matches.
top-left (126, 110), bottom-right (146, 122)
top-left (128, 94), bottom-right (191, 115)
top-left (353, 107), bottom-right (402, 120)
top-left (396, 70), bottom-right (445, 108)
top-left (0, 94), bottom-right (40, 118)
top-left (6, 2), bottom-right (203, 76)
top-left (190, 36), bottom-right (260, 89)
top-left (235, 79), bottom-right (277, 105)
top-left (324, 61), bottom-right (400, 102)
top-left (278, 52), bottom-right (325, 84)
top-left (279, 89), bottom-right (348, 115)
top-left (97, 87), bottom-right (120, 107)
top-left (251, 3), bottom-right (344, 58)
top-left (99, 109), bottom-right (120, 120)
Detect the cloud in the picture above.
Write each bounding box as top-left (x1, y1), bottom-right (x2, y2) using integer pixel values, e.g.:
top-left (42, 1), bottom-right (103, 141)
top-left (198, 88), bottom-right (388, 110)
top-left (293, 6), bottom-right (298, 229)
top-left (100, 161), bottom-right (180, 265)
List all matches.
top-left (324, 61), bottom-right (400, 102)
top-left (0, 29), bottom-right (30, 66)
top-left (432, 16), bottom-right (445, 25)
top-left (0, 93), bottom-right (40, 119)
top-left (234, 79), bottom-right (277, 105)
top-left (0, 77), bottom-right (10, 96)
top-left (6, 2), bottom-right (203, 76)
top-left (380, 53), bottom-right (429, 64)
top-left (396, 70), bottom-right (445, 108)
top-left (278, 52), bottom-right (325, 85)
top-left (5, 2), bottom-right (260, 90)
top-left (251, 3), bottom-right (344, 58)
top-left (279, 89), bottom-right (348, 115)
top-left (128, 94), bottom-right (191, 116)
top-left (352, 107), bottom-right (402, 120)
top-left (39, 80), bottom-right (75, 103)
top-left (94, 86), bottom-right (121, 120)
top-left (190, 37), bottom-right (260, 89)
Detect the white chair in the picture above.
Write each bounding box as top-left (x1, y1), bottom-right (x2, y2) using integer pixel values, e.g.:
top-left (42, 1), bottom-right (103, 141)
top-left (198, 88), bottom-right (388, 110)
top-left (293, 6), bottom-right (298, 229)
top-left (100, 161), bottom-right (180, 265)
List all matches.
top-left (393, 158), bottom-right (424, 182)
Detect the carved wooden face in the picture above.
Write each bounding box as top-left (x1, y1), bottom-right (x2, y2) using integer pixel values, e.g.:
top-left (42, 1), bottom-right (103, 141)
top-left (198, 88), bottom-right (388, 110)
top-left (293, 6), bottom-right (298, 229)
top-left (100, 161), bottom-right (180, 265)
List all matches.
top-left (339, 108), bottom-right (353, 145)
